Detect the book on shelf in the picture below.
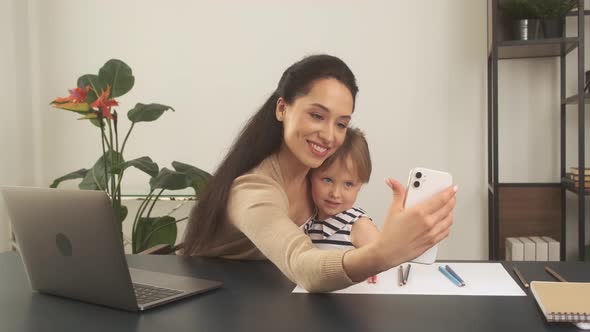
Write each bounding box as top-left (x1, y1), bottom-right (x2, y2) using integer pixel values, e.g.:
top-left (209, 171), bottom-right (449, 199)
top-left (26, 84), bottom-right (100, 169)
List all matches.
top-left (506, 236), bottom-right (560, 262)
top-left (570, 167), bottom-right (590, 176)
top-left (518, 237), bottom-right (535, 261)
top-left (541, 236), bottom-right (560, 261)
top-left (505, 237), bottom-right (524, 261)
top-left (568, 173), bottom-right (590, 181)
top-left (529, 236), bottom-right (548, 261)
top-left (565, 173), bottom-right (590, 188)
top-left (530, 281), bottom-right (590, 323)
top-left (572, 182), bottom-right (590, 189)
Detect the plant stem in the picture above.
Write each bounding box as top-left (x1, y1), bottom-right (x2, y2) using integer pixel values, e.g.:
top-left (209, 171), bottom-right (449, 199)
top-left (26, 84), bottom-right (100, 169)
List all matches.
top-left (146, 189), bottom-right (165, 220)
top-left (115, 117), bottom-right (127, 197)
top-left (114, 173), bottom-right (124, 201)
top-left (107, 118), bottom-right (116, 205)
top-left (98, 115), bottom-right (109, 195)
top-left (134, 188), bottom-right (163, 253)
top-left (141, 217), bottom-right (186, 249)
top-left (113, 111), bottom-right (121, 217)
top-left (132, 189), bottom-right (155, 252)
top-left (120, 123), bottom-right (135, 156)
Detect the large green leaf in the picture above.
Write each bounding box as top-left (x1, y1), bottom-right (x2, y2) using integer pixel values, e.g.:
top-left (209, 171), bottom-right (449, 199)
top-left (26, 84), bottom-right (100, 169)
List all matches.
top-left (77, 74), bottom-right (106, 104)
top-left (79, 150), bottom-right (124, 190)
top-left (98, 59), bottom-right (135, 98)
top-left (127, 103), bottom-right (175, 123)
top-left (172, 161), bottom-right (211, 197)
top-left (50, 169), bottom-right (89, 188)
top-left (149, 168), bottom-right (192, 191)
top-left (133, 216), bottom-right (177, 253)
top-left (116, 156), bottom-right (159, 177)
top-left (113, 204), bottom-right (128, 224)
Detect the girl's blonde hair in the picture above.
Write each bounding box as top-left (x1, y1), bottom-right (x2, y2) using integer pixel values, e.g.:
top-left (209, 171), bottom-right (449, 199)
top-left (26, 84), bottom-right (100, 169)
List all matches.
top-left (317, 127), bottom-right (371, 183)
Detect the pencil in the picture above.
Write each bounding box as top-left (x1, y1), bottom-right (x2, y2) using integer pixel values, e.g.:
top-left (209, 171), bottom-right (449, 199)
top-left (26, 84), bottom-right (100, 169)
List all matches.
top-left (445, 265), bottom-right (466, 286)
top-left (512, 266), bottom-right (529, 288)
top-left (545, 266), bottom-right (567, 282)
top-left (398, 265), bottom-right (404, 286)
top-left (403, 264), bottom-right (411, 285)
top-left (438, 265), bottom-right (462, 287)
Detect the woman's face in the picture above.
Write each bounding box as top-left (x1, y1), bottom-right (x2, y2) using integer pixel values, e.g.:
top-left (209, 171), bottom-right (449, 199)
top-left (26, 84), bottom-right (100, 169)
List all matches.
top-left (276, 78), bottom-right (354, 169)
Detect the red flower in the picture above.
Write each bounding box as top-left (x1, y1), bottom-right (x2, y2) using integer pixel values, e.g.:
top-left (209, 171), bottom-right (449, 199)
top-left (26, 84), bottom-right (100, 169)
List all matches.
top-left (91, 85), bottom-right (119, 119)
top-left (51, 85), bottom-right (91, 112)
top-left (54, 85), bottom-right (90, 104)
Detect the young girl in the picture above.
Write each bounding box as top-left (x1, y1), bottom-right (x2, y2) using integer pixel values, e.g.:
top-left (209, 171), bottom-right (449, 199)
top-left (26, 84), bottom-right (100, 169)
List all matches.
top-left (305, 127), bottom-right (379, 249)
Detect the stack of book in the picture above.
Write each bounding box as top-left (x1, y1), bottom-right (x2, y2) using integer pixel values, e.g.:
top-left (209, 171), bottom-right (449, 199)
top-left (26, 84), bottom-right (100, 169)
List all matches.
top-left (505, 236), bottom-right (560, 261)
top-left (566, 167), bottom-right (590, 188)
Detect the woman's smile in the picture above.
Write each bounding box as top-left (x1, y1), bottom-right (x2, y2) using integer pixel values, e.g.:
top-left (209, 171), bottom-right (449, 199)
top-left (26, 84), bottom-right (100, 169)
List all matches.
top-left (307, 140), bottom-right (330, 158)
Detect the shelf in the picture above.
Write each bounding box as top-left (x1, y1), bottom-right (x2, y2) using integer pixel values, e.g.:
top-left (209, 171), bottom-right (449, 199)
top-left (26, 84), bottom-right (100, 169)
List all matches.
top-left (566, 10), bottom-right (590, 17)
top-left (561, 177), bottom-right (590, 195)
top-left (562, 93), bottom-right (590, 105)
top-left (496, 37), bottom-right (579, 60)
top-left (488, 1), bottom-right (587, 261)
top-left (497, 182), bottom-right (560, 187)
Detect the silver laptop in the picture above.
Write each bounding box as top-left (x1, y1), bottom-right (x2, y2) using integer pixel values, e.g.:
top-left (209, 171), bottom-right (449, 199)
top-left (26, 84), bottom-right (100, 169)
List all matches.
top-left (0, 186), bottom-right (222, 311)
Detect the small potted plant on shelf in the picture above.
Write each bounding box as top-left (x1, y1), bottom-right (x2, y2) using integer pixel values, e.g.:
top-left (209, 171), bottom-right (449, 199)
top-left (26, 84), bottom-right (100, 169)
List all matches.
top-left (501, 0), bottom-right (542, 40)
top-left (534, 0), bottom-right (578, 38)
top-left (50, 59), bottom-right (211, 253)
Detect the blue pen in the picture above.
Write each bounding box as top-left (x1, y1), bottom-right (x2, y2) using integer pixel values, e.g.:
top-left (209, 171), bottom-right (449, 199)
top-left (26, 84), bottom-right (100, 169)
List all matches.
top-left (445, 265), bottom-right (466, 286)
top-left (438, 266), bottom-right (462, 287)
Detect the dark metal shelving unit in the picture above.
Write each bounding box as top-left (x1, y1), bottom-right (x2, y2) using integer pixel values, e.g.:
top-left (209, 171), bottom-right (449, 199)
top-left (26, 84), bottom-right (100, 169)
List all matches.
top-left (497, 37), bottom-right (579, 59)
top-left (488, 0), bottom-right (587, 261)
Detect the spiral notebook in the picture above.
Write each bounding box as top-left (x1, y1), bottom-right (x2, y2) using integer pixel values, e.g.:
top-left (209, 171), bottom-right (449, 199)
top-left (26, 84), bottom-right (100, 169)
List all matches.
top-left (530, 281), bottom-right (590, 323)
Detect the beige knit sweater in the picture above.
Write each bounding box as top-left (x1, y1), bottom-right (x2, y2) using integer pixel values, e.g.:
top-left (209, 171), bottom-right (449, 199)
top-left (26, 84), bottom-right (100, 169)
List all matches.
top-left (194, 154), bottom-right (354, 292)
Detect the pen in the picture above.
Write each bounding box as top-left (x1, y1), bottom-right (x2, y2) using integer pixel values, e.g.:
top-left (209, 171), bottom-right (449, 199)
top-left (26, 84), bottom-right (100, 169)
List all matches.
top-left (444, 265), bottom-right (466, 286)
top-left (403, 264), bottom-right (411, 285)
top-left (545, 266), bottom-right (567, 282)
top-left (398, 265), bottom-right (404, 286)
top-left (512, 266), bottom-right (529, 288)
top-left (438, 265), bottom-right (463, 287)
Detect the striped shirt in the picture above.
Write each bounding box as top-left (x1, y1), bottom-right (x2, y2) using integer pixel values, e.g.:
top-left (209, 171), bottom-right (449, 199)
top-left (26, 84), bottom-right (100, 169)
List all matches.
top-left (302, 207), bottom-right (370, 250)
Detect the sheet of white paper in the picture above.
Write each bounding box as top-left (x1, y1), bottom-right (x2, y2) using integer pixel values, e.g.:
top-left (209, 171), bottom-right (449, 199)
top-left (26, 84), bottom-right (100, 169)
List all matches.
top-left (293, 263), bottom-right (526, 296)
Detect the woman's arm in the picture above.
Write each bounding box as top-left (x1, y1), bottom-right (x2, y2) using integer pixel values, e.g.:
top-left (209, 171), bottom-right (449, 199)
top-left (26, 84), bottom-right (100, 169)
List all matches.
top-left (230, 174), bottom-right (456, 290)
top-left (229, 174), bottom-right (354, 292)
top-left (350, 217), bottom-right (379, 248)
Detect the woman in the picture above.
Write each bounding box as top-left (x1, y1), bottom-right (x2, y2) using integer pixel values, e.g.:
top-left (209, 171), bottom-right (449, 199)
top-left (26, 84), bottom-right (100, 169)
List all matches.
top-left (183, 54), bottom-right (457, 292)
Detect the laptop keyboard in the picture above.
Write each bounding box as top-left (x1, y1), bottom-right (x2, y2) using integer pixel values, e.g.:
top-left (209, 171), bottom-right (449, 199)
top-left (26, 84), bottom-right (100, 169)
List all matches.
top-left (133, 283), bottom-right (183, 305)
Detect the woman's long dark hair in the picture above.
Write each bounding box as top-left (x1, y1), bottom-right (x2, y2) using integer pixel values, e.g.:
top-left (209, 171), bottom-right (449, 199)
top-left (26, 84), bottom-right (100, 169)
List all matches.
top-left (182, 54), bottom-right (359, 255)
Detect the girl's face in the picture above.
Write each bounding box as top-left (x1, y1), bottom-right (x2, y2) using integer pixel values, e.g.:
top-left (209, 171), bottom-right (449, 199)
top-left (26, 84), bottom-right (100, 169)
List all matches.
top-left (276, 78), bottom-right (354, 169)
top-left (310, 157), bottom-right (363, 220)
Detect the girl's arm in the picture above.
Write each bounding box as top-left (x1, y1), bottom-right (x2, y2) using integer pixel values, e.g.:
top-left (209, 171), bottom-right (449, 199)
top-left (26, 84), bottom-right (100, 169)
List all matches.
top-left (350, 217), bottom-right (380, 248)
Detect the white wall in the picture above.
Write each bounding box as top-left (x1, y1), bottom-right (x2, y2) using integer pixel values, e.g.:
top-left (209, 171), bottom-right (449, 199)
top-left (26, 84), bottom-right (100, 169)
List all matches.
top-left (1, 0), bottom-right (489, 259)
top-left (0, 0), bottom-right (38, 252)
top-left (0, 0), bottom-right (16, 252)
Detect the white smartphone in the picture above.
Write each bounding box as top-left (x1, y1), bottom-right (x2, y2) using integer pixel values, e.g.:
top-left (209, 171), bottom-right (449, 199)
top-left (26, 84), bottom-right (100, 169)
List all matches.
top-left (403, 167), bottom-right (453, 264)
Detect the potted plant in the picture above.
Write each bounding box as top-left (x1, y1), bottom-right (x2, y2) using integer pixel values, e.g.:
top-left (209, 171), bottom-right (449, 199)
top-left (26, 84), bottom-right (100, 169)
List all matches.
top-left (501, 0), bottom-right (542, 40)
top-left (50, 59), bottom-right (210, 253)
top-left (534, 0), bottom-right (578, 38)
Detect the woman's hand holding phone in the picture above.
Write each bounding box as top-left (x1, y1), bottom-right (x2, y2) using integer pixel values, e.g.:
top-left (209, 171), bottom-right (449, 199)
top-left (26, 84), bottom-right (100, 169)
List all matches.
top-left (373, 178), bottom-right (457, 270)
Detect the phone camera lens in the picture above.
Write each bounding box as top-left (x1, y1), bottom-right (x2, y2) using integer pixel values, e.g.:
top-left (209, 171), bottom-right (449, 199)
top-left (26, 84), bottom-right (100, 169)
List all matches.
top-left (415, 172), bottom-right (422, 179)
top-left (413, 181), bottom-right (420, 188)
